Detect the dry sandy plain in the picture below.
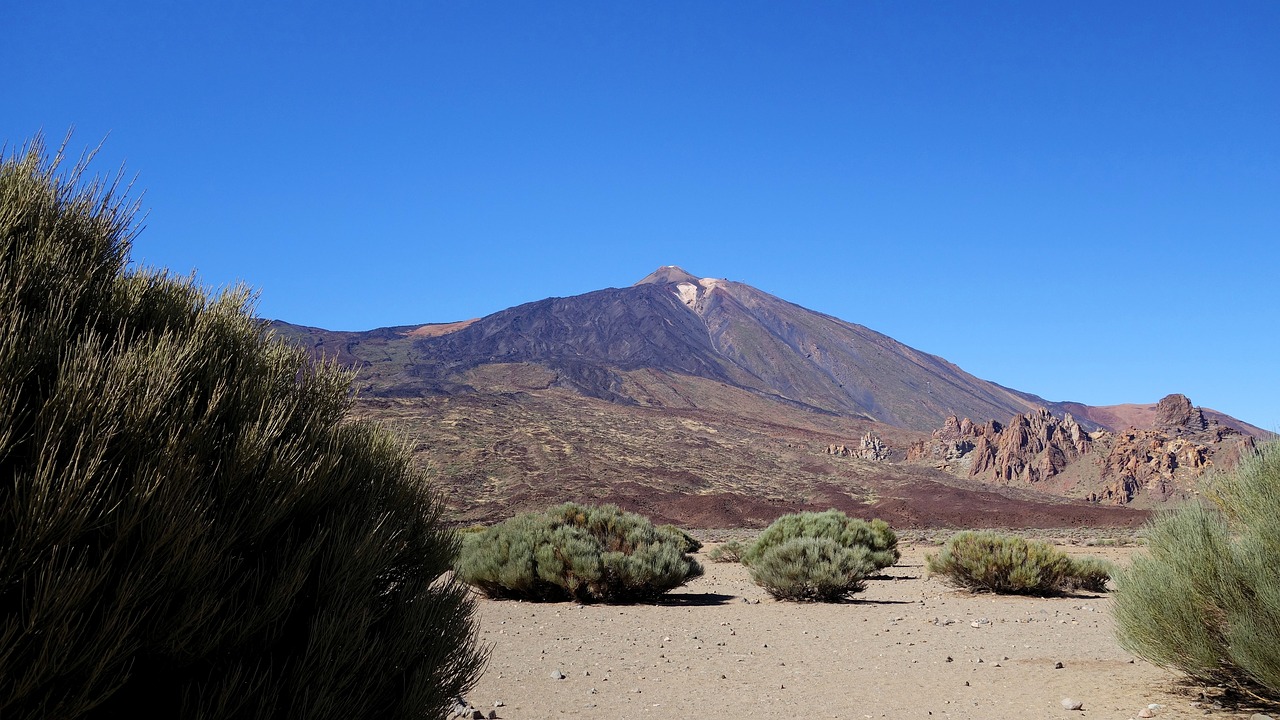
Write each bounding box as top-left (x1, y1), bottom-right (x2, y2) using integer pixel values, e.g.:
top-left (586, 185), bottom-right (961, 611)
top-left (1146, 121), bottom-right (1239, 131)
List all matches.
top-left (462, 542), bottom-right (1274, 720)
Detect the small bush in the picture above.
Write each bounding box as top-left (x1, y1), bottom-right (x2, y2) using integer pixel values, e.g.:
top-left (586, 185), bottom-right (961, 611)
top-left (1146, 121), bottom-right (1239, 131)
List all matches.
top-left (707, 540), bottom-right (746, 564)
top-left (750, 538), bottom-right (875, 601)
top-left (742, 509), bottom-right (899, 570)
top-left (1064, 556), bottom-right (1115, 593)
top-left (741, 510), bottom-right (898, 601)
top-left (455, 503), bottom-right (704, 603)
top-left (1114, 442), bottom-right (1280, 700)
top-left (926, 531), bottom-right (1086, 595)
top-left (657, 524), bottom-right (703, 553)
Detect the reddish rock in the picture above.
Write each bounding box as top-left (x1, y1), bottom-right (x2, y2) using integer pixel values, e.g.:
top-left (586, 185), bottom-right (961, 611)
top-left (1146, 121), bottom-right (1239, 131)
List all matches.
top-left (1154, 393), bottom-right (1208, 433)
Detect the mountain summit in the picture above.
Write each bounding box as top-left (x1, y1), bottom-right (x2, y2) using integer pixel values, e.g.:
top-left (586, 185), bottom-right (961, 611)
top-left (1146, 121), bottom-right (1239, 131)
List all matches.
top-left (634, 265), bottom-right (701, 286)
top-left (278, 267), bottom-right (1090, 431)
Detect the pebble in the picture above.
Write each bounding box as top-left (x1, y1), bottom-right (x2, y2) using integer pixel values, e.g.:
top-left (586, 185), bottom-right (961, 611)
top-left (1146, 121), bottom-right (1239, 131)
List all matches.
top-left (1061, 698), bottom-right (1084, 711)
top-left (1054, 661), bottom-right (1065, 669)
top-left (549, 670), bottom-right (565, 680)
top-left (1137, 709), bottom-right (1155, 718)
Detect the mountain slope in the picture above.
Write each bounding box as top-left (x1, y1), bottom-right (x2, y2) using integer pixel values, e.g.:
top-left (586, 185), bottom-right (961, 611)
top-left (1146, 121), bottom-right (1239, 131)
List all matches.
top-left (270, 266), bottom-right (1263, 527)
top-left (274, 266), bottom-right (1093, 432)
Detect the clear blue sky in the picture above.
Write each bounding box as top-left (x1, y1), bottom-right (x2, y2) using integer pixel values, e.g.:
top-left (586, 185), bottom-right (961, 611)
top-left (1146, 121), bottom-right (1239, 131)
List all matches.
top-left (7, 1), bottom-right (1278, 430)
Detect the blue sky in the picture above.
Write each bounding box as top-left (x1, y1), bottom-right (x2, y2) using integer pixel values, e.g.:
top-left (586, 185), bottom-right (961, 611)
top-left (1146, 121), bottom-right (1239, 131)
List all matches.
top-left (7, 1), bottom-right (1278, 430)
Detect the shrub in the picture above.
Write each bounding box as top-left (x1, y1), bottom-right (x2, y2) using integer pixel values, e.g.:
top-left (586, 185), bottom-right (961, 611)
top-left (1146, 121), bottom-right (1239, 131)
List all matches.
top-left (926, 531), bottom-right (1092, 595)
top-left (455, 503), bottom-right (704, 602)
top-left (1063, 556), bottom-right (1115, 593)
top-left (750, 537), bottom-right (876, 601)
top-left (742, 509), bottom-right (900, 570)
top-left (707, 540), bottom-right (746, 563)
top-left (0, 139), bottom-right (486, 720)
top-left (657, 523), bottom-right (703, 553)
top-left (741, 510), bottom-right (898, 601)
top-left (1114, 442), bottom-right (1280, 700)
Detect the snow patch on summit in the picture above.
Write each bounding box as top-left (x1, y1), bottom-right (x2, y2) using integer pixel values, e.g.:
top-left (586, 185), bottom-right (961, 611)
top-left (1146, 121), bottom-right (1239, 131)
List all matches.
top-left (675, 282), bottom-right (699, 306)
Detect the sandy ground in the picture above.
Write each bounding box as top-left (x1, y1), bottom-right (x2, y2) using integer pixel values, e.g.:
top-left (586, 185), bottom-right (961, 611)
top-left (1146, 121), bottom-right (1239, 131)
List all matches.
top-left (461, 543), bottom-right (1264, 720)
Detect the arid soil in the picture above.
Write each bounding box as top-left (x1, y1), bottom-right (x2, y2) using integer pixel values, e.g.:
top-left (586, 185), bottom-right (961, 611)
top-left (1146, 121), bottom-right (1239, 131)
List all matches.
top-left (462, 543), bottom-right (1263, 720)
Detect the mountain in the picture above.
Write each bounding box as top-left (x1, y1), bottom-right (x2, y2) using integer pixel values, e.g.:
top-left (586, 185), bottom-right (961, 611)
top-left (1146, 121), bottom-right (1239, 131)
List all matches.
top-left (277, 266), bottom-right (1103, 432)
top-left (271, 266), bottom-right (1261, 528)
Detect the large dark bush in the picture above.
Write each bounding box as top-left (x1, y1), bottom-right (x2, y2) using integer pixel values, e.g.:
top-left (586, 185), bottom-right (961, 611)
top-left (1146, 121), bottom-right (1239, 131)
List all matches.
top-left (0, 139), bottom-right (486, 720)
top-left (1114, 442), bottom-right (1280, 700)
top-left (742, 510), bottom-right (899, 602)
top-left (454, 503), bottom-right (704, 602)
top-left (926, 531), bottom-right (1113, 596)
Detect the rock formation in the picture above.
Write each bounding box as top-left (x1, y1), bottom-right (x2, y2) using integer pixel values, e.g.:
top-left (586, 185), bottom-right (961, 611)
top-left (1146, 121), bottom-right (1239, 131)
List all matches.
top-left (827, 431), bottom-right (892, 462)
top-left (907, 395), bottom-right (1257, 506)
top-left (1153, 393), bottom-right (1209, 434)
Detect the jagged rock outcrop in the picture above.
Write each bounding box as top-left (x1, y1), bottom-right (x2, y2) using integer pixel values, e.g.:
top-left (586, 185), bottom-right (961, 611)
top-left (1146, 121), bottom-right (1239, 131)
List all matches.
top-left (908, 395), bottom-right (1259, 507)
top-left (907, 409), bottom-right (1088, 484)
top-left (1086, 395), bottom-right (1256, 504)
top-left (827, 431), bottom-right (891, 462)
top-left (1154, 393), bottom-right (1209, 434)
top-left (966, 409), bottom-right (1092, 484)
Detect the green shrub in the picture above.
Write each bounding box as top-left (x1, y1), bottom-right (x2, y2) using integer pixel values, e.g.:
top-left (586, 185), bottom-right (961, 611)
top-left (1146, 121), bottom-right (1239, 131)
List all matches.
top-left (657, 523), bottom-right (703, 553)
top-left (1114, 442), bottom-right (1280, 700)
top-left (742, 509), bottom-right (899, 570)
top-left (708, 540), bottom-right (746, 563)
top-left (926, 531), bottom-right (1082, 595)
top-left (740, 510), bottom-right (898, 601)
top-left (1064, 556), bottom-right (1115, 593)
top-left (0, 139), bottom-right (486, 720)
top-left (455, 503), bottom-right (704, 602)
top-left (750, 537), bottom-right (875, 601)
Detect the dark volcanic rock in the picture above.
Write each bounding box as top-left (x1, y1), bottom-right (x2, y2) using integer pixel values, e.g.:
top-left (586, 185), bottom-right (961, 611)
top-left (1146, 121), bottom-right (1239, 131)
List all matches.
top-left (1154, 393), bottom-right (1209, 434)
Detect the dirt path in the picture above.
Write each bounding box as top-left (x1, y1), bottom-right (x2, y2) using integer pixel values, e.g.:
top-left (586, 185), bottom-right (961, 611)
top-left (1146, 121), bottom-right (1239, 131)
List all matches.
top-left (461, 544), bottom-right (1242, 719)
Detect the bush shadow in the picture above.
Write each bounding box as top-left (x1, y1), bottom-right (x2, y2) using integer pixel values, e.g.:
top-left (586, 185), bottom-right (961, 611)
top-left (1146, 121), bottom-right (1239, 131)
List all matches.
top-left (653, 592), bottom-right (738, 607)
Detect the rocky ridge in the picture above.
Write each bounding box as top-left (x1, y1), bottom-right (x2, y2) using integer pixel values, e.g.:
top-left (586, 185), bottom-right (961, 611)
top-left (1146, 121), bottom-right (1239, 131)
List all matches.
top-left (906, 394), bottom-right (1257, 505)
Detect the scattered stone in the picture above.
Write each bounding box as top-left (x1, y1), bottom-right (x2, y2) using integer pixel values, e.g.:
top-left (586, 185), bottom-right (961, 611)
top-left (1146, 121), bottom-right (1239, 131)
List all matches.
top-left (469, 711), bottom-right (484, 720)
top-left (946, 656), bottom-right (954, 663)
top-left (549, 670), bottom-right (565, 680)
top-left (1061, 698), bottom-right (1083, 711)
top-left (1054, 661), bottom-right (1065, 669)
top-left (487, 712), bottom-right (498, 720)
top-left (1137, 708), bottom-right (1155, 718)
top-left (1250, 715), bottom-right (1274, 720)
top-left (493, 701), bottom-right (504, 707)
